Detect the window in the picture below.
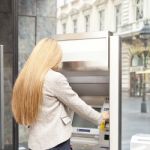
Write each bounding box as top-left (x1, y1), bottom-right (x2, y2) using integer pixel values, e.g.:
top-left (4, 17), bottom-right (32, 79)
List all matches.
top-left (135, 0), bottom-right (143, 20)
top-left (62, 23), bottom-right (66, 34)
top-left (99, 10), bottom-right (105, 31)
top-left (73, 19), bottom-right (77, 33)
top-left (131, 54), bottom-right (143, 66)
top-left (115, 5), bottom-right (121, 31)
top-left (85, 15), bottom-right (90, 32)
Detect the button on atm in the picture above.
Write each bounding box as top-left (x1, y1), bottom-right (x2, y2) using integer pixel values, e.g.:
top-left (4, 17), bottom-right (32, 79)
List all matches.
top-left (99, 98), bottom-right (109, 149)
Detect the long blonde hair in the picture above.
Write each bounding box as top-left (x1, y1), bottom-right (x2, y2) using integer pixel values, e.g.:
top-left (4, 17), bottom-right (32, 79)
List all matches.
top-left (12, 38), bottom-right (62, 125)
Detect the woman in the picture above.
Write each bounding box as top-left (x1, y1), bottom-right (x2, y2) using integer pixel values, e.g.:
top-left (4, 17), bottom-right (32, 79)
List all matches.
top-left (12, 38), bottom-right (109, 150)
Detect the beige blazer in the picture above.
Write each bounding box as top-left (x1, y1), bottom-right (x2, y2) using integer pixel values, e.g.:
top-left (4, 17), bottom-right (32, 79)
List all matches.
top-left (28, 69), bottom-right (101, 150)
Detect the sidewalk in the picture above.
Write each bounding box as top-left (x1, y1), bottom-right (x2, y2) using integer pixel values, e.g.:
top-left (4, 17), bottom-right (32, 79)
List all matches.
top-left (122, 96), bottom-right (150, 150)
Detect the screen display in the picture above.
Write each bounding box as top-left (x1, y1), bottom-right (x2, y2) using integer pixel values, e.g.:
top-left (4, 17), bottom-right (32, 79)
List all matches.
top-left (72, 107), bottom-right (101, 129)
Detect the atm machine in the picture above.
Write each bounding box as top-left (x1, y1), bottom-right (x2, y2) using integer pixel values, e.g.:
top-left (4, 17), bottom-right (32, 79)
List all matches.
top-left (60, 62), bottom-right (109, 150)
top-left (55, 31), bottom-right (121, 150)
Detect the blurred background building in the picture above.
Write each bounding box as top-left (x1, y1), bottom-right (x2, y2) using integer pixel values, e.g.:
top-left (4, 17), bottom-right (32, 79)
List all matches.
top-left (57, 0), bottom-right (150, 97)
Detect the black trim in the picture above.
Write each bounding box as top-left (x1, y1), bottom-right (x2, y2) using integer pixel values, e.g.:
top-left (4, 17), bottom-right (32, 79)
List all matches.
top-left (12, 0), bottom-right (18, 149)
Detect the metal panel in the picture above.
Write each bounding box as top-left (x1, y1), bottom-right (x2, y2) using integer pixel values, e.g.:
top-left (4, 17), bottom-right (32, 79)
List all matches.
top-left (110, 36), bottom-right (121, 150)
top-left (68, 76), bottom-right (109, 84)
top-left (54, 31), bottom-right (112, 41)
top-left (0, 45), bottom-right (4, 150)
top-left (70, 83), bottom-right (109, 96)
top-left (12, 0), bottom-right (19, 149)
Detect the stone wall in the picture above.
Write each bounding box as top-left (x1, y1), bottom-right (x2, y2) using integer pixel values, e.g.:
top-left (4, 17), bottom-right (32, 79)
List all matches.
top-left (18, 0), bottom-right (56, 70)
top-left (122, 41), bottom-right (131, 97)
top-left (0, 0), bottom-right (13, 145)
top-left (18, 0), bottom-right (57, 144)
top-left (0, 0), bottom-right (57, 146)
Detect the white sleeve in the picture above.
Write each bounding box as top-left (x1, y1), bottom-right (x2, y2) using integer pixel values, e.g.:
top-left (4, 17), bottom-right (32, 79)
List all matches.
top-left (53, 73), bottom-right (101, 125)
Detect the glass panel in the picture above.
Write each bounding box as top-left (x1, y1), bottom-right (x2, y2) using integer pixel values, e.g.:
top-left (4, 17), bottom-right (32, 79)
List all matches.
top-left (121, 38), bottom-right (150, 150)
top-left (73, 108), bottom-right (101, 129)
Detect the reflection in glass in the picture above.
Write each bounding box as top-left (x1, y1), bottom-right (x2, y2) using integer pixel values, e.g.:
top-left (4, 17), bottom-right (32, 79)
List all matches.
top-left (122, 38), bottom-right (150, 150)
top-left (72, 108), bottom-right (101, 129)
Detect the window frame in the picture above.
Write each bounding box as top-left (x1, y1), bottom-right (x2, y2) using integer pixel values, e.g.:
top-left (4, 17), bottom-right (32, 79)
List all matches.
top-left (62, 23), bottom-right (67, 34)
top-left (135, 0), bottom-right (144, 20)
top-left (73, 19), bottom-right (78, 33)
top-left (99, 9), bottom-right (105, 31)
top-left (115, 4), bottom-right (121, 31)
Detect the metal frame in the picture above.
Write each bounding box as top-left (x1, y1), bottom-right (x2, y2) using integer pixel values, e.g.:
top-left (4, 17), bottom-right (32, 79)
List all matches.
top-left (54, 31), bottom-right (112, 41)
top-left (54, 32), bottom-right (121, 150)
top-left (0, 45), bottom-right (4, 150)
top-left (12, 0), bottom-right (19, 149)
top-left (110, 36), bottom-right (122, 150)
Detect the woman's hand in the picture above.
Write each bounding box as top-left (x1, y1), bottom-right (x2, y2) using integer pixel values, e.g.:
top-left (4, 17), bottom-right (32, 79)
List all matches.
top-left (99, 111), bottom-right (109, 132)
top-left (102, 111), bottom-right (109, 121)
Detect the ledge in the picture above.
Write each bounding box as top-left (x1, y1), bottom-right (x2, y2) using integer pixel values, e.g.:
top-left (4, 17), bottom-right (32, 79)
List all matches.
top-left (69, 8), bottom-right (79, 16)
top-left (58, 13), bottom-right (68, 20)
top-left (71, 0), bottom-right (80, 5)
top-left (81, 3), bottom-right (92, 12)
top-left (94, 0), bottom-right (108, 6)
top-left (61, 3), bottom-right (68, 10)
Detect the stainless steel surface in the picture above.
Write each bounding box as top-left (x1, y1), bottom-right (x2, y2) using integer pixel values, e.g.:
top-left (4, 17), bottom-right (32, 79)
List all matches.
top-left (60, 61), bottom-right (109, 96)
top-left (71, 137), bottom-right (100, 150)
top-left (80, 96), bottom-right (106, 106)
top-left (54, 31), bottom-right (112, 41)
top-left (0, 45), bottom-right (4, 150)
top-left (61, 61), bottom-right (108, 72)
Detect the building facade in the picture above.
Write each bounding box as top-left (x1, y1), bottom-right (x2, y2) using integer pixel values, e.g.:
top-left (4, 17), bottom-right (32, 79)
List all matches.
top-left (57, 0), bottom-right (150, 96)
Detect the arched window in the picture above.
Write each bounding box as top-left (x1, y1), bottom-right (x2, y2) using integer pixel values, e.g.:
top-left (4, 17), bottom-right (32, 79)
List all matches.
top-left (131, 54), bottom-right (143, 66)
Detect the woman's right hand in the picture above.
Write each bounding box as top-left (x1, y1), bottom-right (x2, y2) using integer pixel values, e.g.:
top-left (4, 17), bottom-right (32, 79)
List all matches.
top-left (99, 111), bottom-right (109, 132)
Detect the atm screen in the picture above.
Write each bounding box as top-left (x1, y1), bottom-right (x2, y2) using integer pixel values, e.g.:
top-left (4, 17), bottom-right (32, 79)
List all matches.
top-left (72, 107), bottom-right (101, 129)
